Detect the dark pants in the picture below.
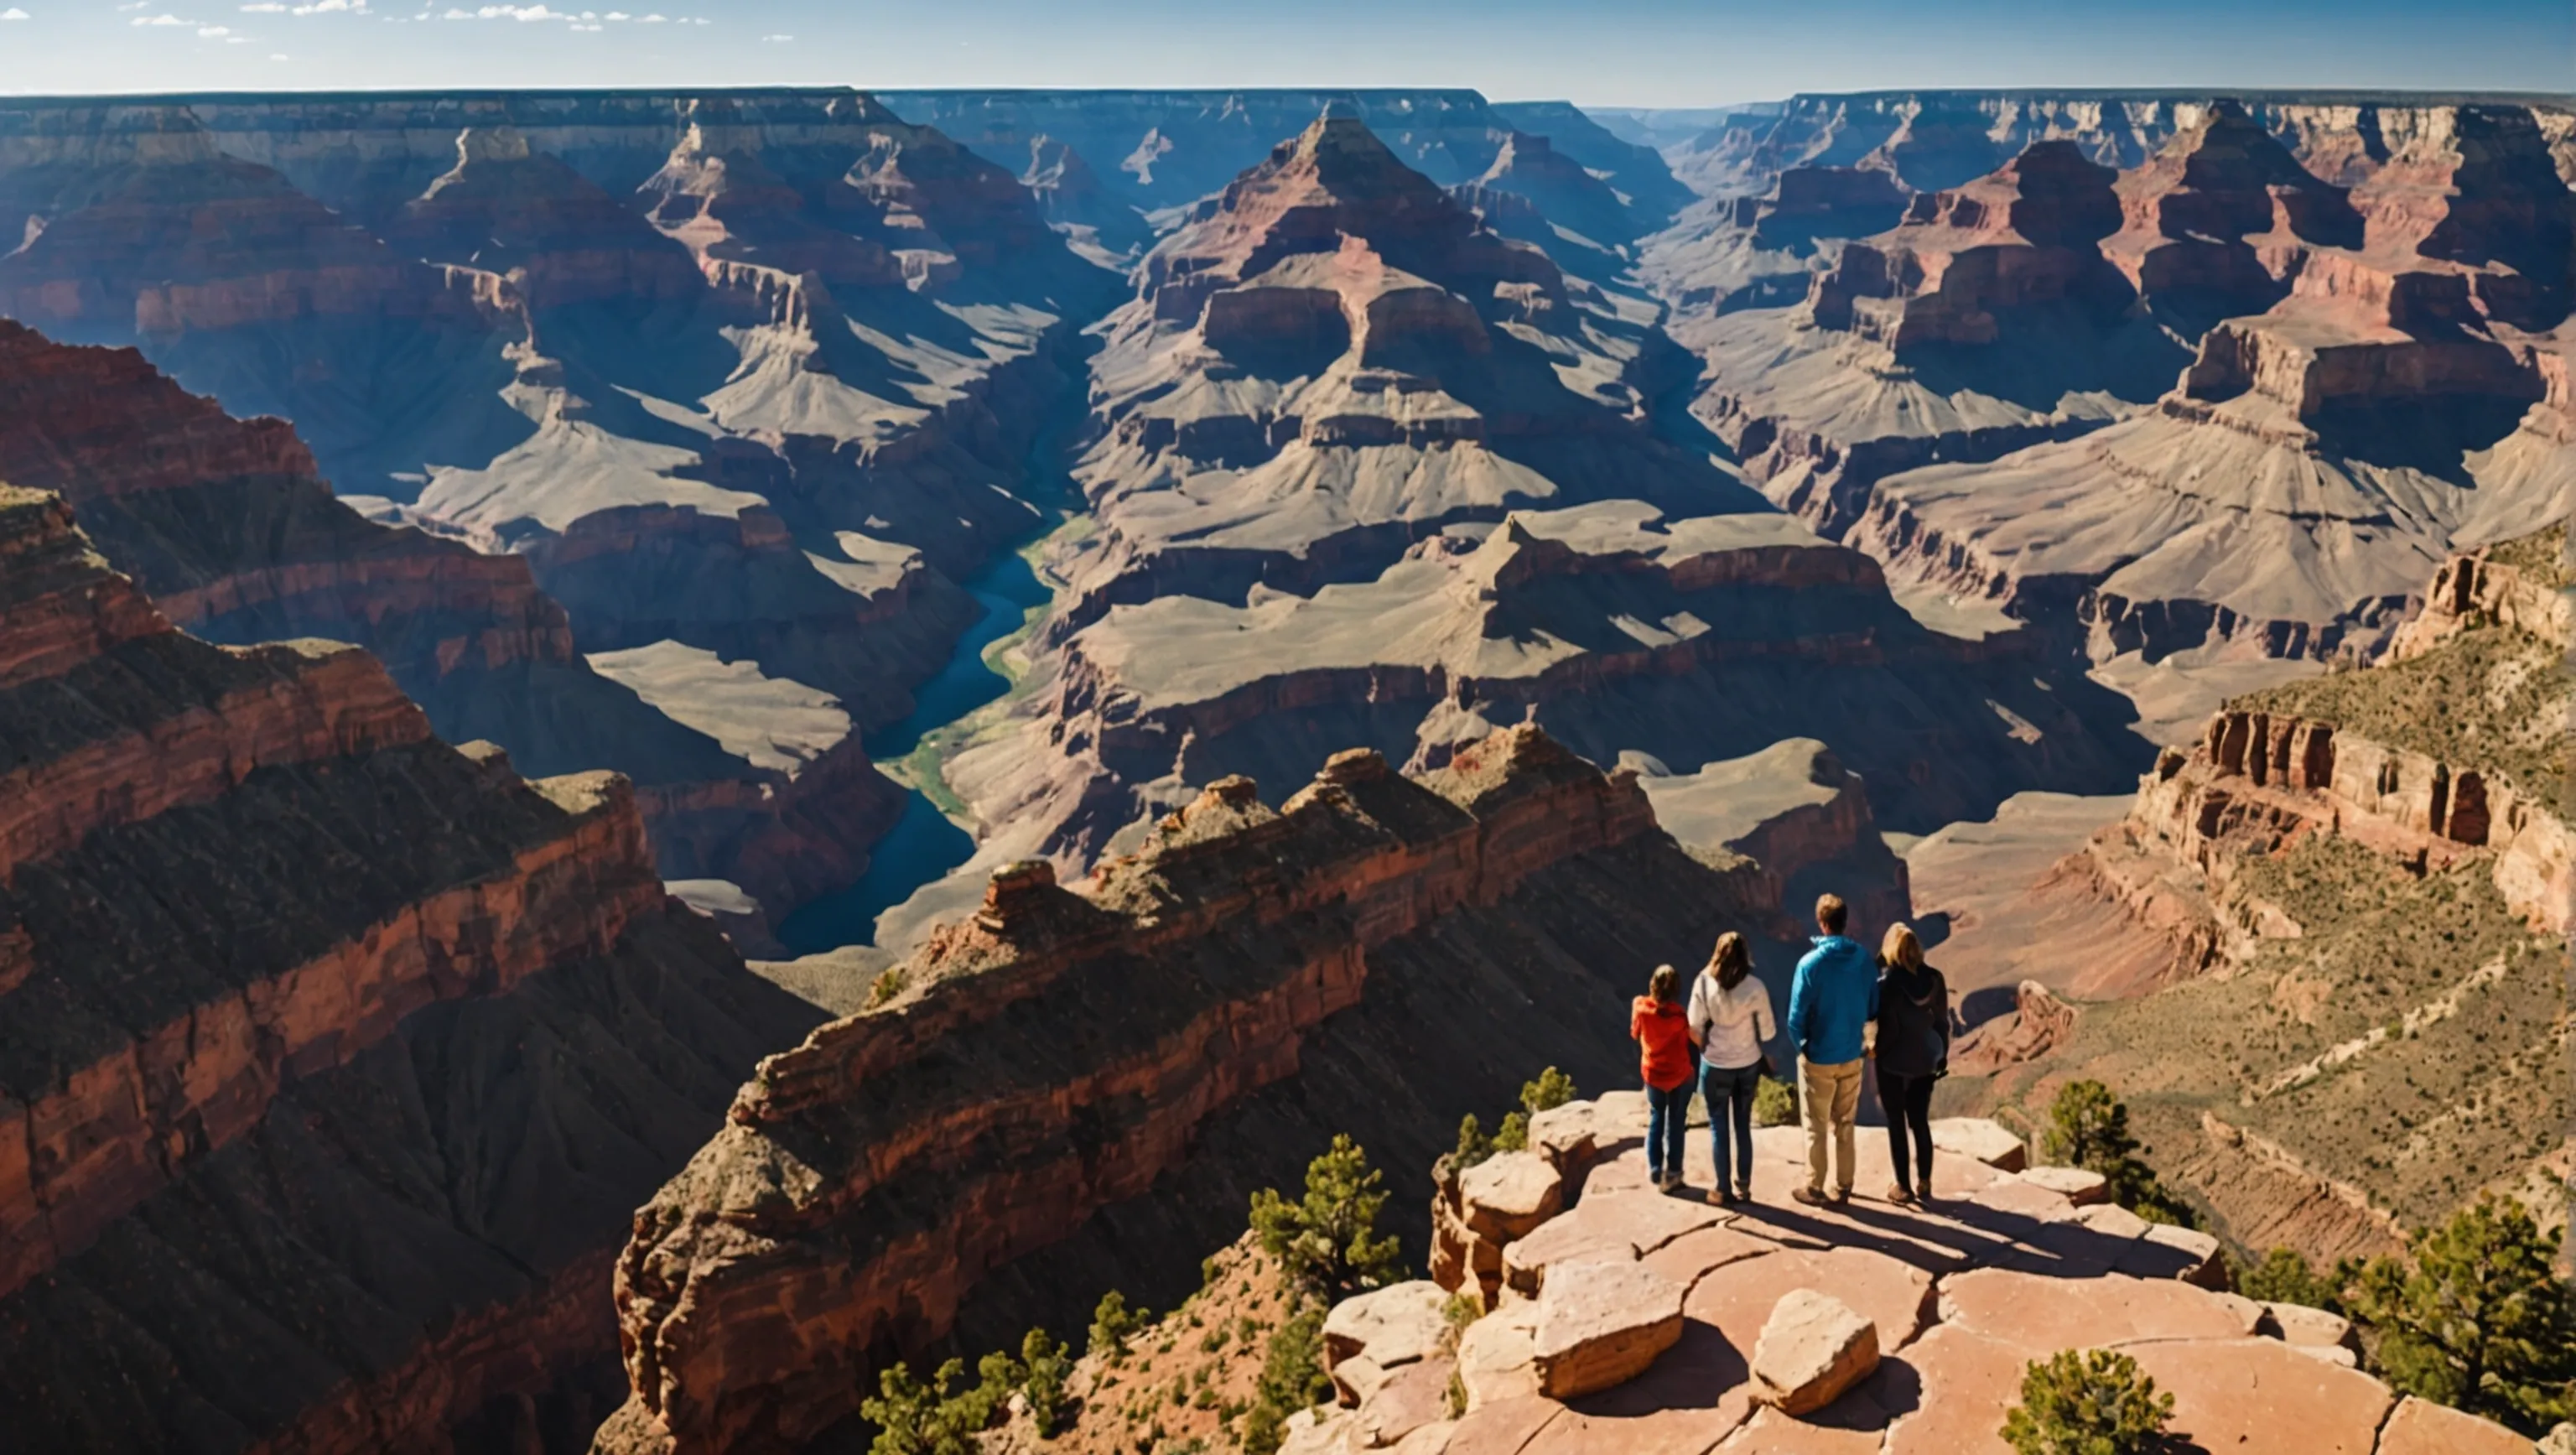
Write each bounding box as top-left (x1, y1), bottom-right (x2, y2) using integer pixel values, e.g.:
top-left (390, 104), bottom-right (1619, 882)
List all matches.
top-left (1645, 1079), bottom-right (1691, 1180)
top-left (1700, 1061), bottom-right (1760, 1194)
top-left (1878, 1066), bottom-right (1937, 1193)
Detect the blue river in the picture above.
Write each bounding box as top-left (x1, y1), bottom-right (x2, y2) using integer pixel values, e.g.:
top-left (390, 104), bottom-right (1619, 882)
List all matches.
top-left (773, 551), bottom-right (1052, 955)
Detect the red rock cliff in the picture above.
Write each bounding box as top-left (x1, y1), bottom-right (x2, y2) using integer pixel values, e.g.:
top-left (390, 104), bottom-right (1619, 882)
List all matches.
top-left (0, 485), bottom-right (834, 1452)
top-left (592, 725), bottom-right (1803, 1455)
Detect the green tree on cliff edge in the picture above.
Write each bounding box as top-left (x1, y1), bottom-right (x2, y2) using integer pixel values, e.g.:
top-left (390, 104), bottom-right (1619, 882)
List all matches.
top-left (1250, 1134), bottom-right (1403, 1302)
top-left (2353, 1193), bottom-right (2576, 1434)
top-left (2040, 1080), bottom-right (2198, 1228)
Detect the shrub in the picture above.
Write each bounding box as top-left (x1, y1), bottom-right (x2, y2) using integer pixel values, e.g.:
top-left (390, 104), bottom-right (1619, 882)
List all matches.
top-left (861, 1356), bottom-right (1009, 1455)
top-left (867, 965), bottom-right (907, 1008)
top-left (1019, 1328), bottom-right (1072, 1438)
top-left (2351, 1193), bottom-right (2576, 1434)
top-left (1238, 1302), bottom-right (1333, 1455)
top-left (1088, 1290), bottom-right (1147, 1364)
top-left (1998, 1348), bottom-right (2175, 1455)
top-left (1520, 1066), bottom-right (1576, 1115)
top-left (1454, 1112), bottom-right (1495, 1169)
top-left (1752, 1075), bottom-right (1798, 1128)
top-left (1456, 1068), bottom-right (1578, 1164)
top-left (1250, 1135), bottom-right (1403, 1302)
top-left (2040, 1080), bottom-right (2199, 1228)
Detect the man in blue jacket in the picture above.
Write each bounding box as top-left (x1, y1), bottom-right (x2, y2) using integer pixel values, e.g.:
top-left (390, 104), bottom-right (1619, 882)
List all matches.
top-left (1787, 892), bottom-right (1878, 1205)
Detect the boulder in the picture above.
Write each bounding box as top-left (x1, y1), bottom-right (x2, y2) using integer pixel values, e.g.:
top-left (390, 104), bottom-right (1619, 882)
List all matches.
top-left (1458, 1151), bottom-right (1564, 1240)
top-left (1323, 1281), bottom-right (1452, 1403)
top-left (2125, 1338), bottom-right (2395, 1454)
top-left (1530, 1258), bottom-right (1686, 1398)
top-left (2258, 1301), bottom-right (2357, 1353)
top-left (2376, 1398), bottom-right (2540, 1455)
top-left (1929, 1118), bottom-right (2028, 1172)
top-left (1501, 1189), bottom-right (1722, 1297)
top-left (1454, 1303), bottom-right (1541, 1410)
top-left (2013, 1166), bottom-right (2110, 1206)
top-left (1749, 1288), bottom-right (1880, 1416)
top-left (1937, 1269), bottom-right (2260, 1348)
top-left (1355, 1357), bottom-right (1458, 1449)
top-left (2121, 1222), bottom-right (2227, 1288)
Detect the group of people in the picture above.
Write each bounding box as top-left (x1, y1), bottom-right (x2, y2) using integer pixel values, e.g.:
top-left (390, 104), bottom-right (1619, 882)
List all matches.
top-left (1628, 893), bottom-right (1952, 1208)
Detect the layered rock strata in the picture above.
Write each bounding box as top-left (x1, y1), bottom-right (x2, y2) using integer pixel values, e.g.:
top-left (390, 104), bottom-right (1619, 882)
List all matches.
top-left (941, 501), bottom-right (2142, 908)
top-left (1957, 528), bottom-right (2571, 1256)
top-left (594, 726), bottom-right (1800, 1454)
top-left (878, 89), bottom-right (1690, 233)
top-left (0, 318), bottom-right (906, 938)
top-left (1829, 105), bottom-right (2574, 663)
top-left (1662, 90), bottom-right (2576, 201)
top-left (0, 486), bottom-right (829, 1452)
top-left (1291, 1094), bottom-right (2528, 1455)
top-left (1057, 115), bottom-right (1750, 640)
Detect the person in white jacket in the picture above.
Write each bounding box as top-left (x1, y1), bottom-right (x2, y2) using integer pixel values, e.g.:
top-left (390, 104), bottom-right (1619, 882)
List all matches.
top-left (1688, 931), bottom-right (1778, 1206)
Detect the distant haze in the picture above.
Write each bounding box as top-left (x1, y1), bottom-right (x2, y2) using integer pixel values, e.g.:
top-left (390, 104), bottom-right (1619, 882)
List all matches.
top-left (0, 0), bottom-right (2567, 105)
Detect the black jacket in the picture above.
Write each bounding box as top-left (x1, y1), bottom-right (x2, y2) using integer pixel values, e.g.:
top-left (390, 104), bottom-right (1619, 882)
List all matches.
top-left (1874, 963), bottom-right (1950, 1078)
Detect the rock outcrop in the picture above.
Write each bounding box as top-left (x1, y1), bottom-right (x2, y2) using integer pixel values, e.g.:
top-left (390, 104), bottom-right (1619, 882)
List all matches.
top-left (1264, 1096), bottom-right (2531, 1454)
top-left (592, 727), bottom-right (1807, 1454)
top-left (1955, 527), bottom-right (2570, 1259)
top-left (0, 485), bottom-right (830, 1452)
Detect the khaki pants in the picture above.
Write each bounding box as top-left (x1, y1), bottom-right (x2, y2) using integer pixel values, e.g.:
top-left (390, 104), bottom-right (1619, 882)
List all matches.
top-left (1800, 1056), bottom-right (1864, 1194)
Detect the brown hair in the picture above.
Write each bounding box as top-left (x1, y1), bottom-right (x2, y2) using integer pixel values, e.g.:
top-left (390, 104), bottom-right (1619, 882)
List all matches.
top-left (1706, 932), bottom-right (1752, 990)
top-left (1815, 893), bottom-right (1848, 935)
top-left (1649, 963), bottom-right (1681, 1005)
top-left (1881, 922), bottom-right (1923, 974)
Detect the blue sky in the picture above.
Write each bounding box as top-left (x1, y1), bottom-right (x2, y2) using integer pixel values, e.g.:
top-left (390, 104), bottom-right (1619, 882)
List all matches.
top-left (0, 0), bottom-right (2567, 105)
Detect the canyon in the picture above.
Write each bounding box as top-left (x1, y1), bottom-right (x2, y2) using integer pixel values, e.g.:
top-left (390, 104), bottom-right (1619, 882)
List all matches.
top-left (0, 77), bottom-right (2566, 1455)
top-left (0, 482), bottom-right (834, 1452)
top-left (1945, 525), bottom-right (2572, 1263)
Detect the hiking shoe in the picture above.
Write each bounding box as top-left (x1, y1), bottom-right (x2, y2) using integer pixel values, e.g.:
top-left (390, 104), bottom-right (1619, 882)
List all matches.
top-left (1830, 1187), bottom-right (1852, 1205)
top-left (1706, 1185), bottom-right (1732, 1207)
top-left (1791, 1186), bottom-right (1826, 1207)
top-left (1887, 1184), bottom-right (1917, 1207)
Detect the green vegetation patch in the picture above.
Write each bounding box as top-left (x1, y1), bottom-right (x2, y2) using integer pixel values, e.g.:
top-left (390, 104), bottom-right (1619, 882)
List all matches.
top-left (2480, 522), bottom-right (2570, 590)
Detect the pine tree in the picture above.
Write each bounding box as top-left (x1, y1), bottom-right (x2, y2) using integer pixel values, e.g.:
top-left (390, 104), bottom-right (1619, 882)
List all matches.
top-left (1999, 1348), bottom-right (2175, 1455)
top-left (1249, 1134), bottom-right (1403, 1301)
top-left (2352, 1193), bottom-right (2576, 1434)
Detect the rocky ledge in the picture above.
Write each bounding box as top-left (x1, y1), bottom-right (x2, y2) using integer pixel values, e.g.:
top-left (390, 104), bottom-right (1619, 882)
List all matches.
top-left (1299, 1094), bottom-right (2527, 1454)
top-left (593, 725), bottom-right (1810, 1455)
top-left (0, 486), bottom-right (828, 1452)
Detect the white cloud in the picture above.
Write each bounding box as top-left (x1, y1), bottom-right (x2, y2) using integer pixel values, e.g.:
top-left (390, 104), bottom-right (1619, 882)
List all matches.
top-left (132, 13), bottom-right (190, 24)
top-left (198, 22), bottom-right (228, 32)
top-left (269, 49), bottom-right (288, 56)
top-left (0, 7), bottom-right (28, 18)
top-left (239, 3), bottom-right (284, 9)
top-left (760, 31), bottom-right (789, 40)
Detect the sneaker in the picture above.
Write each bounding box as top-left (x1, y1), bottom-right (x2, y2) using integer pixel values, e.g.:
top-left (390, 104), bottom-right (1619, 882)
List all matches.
top-left (1887, 1184), bottom-right (1917, 1207)
top-left (1791, 1186), bottom-right (1826, 1207)
top-left (1830, 1187), bottom-right (1852, 1205)
top-left (1706, 1185), bottom-right (1732, 1207)
top-left (1736, 1185), bottom-right (1756, 1203)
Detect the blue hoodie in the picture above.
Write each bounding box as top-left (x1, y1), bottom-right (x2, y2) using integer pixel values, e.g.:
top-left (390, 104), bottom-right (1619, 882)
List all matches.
top-left (1788, 935), bottom-right (1879, 1065)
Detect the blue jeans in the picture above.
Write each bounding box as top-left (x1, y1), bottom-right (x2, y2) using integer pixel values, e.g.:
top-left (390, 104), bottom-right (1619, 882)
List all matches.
top-left (1644, 1080), bottom-right (1692, 1180)
top-left (1701, 1061), bottom-right (1760, 1193)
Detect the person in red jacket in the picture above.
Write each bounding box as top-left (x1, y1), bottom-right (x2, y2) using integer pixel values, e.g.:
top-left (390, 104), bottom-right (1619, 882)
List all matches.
top-left (1632, 963), bottom-right (1696, 1192)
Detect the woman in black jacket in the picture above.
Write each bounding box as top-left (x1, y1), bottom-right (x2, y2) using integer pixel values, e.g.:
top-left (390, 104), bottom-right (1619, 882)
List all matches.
top-left (1874, 923), bottom-right (1950, 1207)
